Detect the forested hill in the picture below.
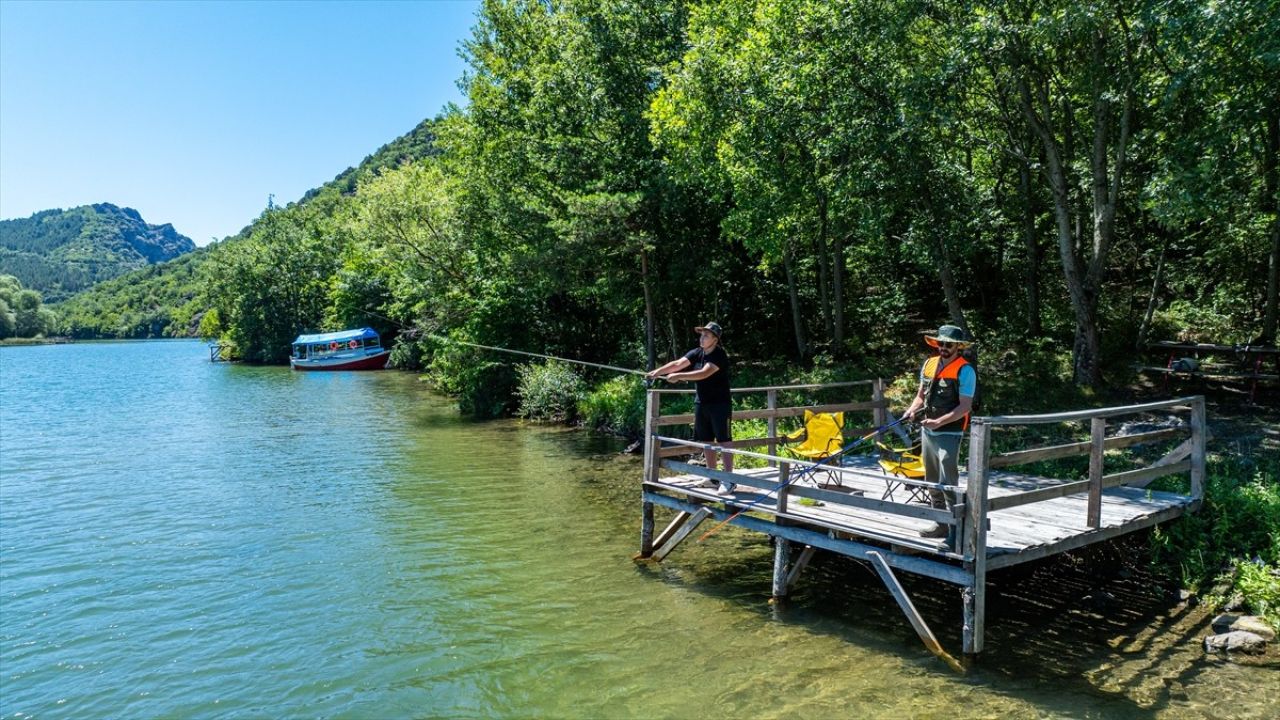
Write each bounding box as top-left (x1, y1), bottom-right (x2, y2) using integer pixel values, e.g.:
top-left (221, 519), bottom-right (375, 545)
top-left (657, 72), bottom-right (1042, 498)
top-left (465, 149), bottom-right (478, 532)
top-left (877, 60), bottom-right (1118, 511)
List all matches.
top-left (55, 118), bottom-right (439, 338)
top-left (0, 203), bottom-right (195, 302)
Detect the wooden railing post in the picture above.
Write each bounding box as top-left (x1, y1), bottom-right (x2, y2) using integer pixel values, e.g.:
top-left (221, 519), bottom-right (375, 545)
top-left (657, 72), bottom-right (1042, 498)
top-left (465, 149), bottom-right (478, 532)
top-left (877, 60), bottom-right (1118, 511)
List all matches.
top-left (1190, 395), bottom-right (1206, 502)
top-left (641, 388), bottom-right (661, 556)
top-left (1087, 417), bottom-right (1106, 528)
top-left (872, 378), bottom-right (887, 429)
top-left (963, 419), bottom-right (990, 656)
top-left (767, 389), bottom-right (778, 466)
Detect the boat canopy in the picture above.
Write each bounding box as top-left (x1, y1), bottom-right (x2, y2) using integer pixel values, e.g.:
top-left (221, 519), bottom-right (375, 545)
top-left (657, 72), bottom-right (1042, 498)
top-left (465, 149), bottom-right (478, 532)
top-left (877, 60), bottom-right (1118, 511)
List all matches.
top-left (292, 327), bottom-right (380, 345)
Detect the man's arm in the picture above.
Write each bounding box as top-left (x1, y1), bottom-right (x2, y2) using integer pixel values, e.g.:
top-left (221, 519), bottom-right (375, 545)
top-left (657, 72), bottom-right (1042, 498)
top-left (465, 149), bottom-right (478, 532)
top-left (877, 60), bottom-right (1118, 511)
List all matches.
top-left (647, 356), bottom-right (691, 378)
top-left (668, 362), bottom-right (719, 383)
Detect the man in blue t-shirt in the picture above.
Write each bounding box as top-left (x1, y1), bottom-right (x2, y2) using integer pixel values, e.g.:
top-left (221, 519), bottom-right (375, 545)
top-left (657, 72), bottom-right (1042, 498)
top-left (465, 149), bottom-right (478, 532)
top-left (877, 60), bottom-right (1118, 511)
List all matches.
top-left (647, 321), bottom-right (735, 495)
top-left (901, 324), bottom-right (977, 541)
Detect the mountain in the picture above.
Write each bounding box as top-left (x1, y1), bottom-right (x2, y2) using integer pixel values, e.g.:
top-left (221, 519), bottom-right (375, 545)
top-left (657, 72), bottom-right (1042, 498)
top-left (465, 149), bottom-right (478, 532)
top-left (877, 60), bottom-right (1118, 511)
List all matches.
top-left (56, 117), bottom-right (440, 338)
top-left (0, 203), bottom-right (196, 302)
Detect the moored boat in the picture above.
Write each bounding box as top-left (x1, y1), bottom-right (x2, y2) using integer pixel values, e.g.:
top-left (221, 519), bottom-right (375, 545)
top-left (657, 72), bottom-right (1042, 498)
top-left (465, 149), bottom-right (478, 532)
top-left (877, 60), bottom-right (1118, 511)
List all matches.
top-left (290, 328), bottom-right (390, 371)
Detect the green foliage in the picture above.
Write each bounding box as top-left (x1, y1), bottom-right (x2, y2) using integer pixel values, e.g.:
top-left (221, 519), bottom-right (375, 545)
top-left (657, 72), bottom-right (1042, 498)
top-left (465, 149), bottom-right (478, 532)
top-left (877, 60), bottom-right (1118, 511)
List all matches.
top-left (516, 361), bottom-right (585, 423)
top-left (1233, 560), bottom-right (1280, 629)
top-left (1149, 458), bottom-right (1280, 597)
top-left (579, 375), bottom-right (647, 437)
top-left (0, 275), bottom-right (56, 339)
top-left (0, 203), bottom-right (195, 302)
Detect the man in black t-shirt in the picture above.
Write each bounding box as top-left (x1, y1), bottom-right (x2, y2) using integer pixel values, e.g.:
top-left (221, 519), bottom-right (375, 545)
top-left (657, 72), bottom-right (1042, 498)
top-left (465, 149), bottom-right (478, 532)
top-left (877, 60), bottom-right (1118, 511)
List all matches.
top-left (647, 321), bottom-right (735, 494)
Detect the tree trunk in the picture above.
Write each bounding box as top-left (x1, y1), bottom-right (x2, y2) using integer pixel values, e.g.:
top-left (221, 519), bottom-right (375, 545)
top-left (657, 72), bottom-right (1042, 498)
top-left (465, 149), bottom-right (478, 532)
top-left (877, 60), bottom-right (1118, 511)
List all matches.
top-left (1019, 132), bottom-right (1042, 336)
top-left (1262, 109), bottom-right (1279, 343)
top-left (1136, 235), bottom-right (1166, 352)
top-left (641, 248), bottom-right (656, 370)
top-left (816, 196), bottom-right (833, 343)
top-left (833, 228), bottom-right (845, 348)
top-left (783, 245), bottom-right (808, 358)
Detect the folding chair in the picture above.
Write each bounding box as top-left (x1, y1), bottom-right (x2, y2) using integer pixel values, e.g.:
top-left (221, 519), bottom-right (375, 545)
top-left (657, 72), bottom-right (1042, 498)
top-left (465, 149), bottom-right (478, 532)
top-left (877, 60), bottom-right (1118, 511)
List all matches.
top-left (780, 410), bottom-right (845, 487)
top-left (876, 440), bottom-right (931, 503)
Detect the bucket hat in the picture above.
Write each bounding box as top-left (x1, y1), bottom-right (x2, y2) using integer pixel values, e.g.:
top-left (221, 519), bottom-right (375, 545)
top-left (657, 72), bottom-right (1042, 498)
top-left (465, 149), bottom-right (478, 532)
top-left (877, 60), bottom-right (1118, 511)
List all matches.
top-left (924, 324), bottom-right (973, 349)
top-left (694, 321), bottom-right (723, 338)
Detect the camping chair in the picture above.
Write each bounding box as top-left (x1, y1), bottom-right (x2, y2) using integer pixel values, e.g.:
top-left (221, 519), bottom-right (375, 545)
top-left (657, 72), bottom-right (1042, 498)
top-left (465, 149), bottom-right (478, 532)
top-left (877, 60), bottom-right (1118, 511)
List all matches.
top-left (876, 440), bottom-right (931, 503)
top-left (780, 410), bottom-right (845, 487)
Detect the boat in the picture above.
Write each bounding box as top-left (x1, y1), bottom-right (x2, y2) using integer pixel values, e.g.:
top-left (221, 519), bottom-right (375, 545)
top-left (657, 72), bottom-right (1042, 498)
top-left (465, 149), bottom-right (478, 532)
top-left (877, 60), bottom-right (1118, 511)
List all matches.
top-left (290, 328), bottom-right (390, 371)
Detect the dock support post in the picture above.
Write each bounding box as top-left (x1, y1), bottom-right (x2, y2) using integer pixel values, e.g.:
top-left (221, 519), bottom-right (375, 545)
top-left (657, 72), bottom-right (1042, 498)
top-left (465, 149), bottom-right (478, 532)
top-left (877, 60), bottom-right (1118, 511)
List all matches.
top-left (868, 551), bottom-right (964, 673)
top-left (962, 420), bottom-right (990, 657)
top-left (653, 508), bottom-right (712, 561)
top-left (784, 545), bottom-right (817, 590)
top-left (640, 388), bottom-right (661, 557)
top-left (771, 533), bottom-right (793, 600)
top-left (1087, 417), bottom-right (1106, 528)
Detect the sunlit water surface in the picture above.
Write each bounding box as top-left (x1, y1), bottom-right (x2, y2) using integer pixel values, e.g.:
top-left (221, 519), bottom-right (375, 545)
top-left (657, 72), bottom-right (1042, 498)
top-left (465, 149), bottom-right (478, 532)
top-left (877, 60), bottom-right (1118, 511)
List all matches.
top-left (1, 341), bottom-right (1274, 718)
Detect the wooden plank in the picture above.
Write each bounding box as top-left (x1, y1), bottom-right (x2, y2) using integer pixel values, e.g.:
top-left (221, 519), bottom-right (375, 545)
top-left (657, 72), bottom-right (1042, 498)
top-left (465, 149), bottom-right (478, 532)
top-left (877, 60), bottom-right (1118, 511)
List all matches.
top-left (1088, 418), bottom-right (1105, 528)
top-left (981, 397), bottom-right (1200, 425)
top-left (660, 460), bottom-right (778, 491)
top-left (655, 401), bottom-right (883, 427)
top-left (643, 491), bottom-right (972, 584)
top-left (988, 428), bottom-right (1185, 469)
top-left (985, 502), bottom-right (1194, 570)
top-left (640, 501), bottom-right (655, 556)
top-left (651, 510), bottom-right (692, 550)
top-left (785, 545), bottom-right (817, 590)
top-left (652, 507), bottom-right (712, 561)
top-left (766, 389), bottom-right (778, 464)
top-left (963, 421), bottom-right (990, 655)
top-left (987, 460), bottom-right (1192, 512)
top-left (867, 551), bottom-right (965, 673)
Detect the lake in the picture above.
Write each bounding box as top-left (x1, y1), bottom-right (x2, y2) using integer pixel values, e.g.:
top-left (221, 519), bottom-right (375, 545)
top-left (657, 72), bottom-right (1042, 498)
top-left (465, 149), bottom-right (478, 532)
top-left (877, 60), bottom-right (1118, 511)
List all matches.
top-left (1, 340), bottom-right (1273, 718)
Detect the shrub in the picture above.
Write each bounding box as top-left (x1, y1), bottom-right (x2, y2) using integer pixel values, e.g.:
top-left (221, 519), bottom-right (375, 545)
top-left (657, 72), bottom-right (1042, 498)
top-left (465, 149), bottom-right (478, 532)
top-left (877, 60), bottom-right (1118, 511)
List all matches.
top-left (516, 361), bottom-right (584, 423)
top-left (579, 375), bottom-right (647, 436)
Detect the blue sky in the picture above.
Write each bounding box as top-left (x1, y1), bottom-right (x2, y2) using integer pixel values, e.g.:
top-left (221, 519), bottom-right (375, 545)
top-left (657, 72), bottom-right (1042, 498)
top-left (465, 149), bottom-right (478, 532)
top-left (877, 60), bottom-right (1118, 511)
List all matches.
top-left (1, 0), bottom-right (479, 246)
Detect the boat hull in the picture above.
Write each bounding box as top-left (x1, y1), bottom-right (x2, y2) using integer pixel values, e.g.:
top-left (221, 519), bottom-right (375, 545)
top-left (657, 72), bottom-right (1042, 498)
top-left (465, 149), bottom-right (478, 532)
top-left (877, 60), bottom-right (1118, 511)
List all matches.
top-left (290, 350), bottom-right (391, 371)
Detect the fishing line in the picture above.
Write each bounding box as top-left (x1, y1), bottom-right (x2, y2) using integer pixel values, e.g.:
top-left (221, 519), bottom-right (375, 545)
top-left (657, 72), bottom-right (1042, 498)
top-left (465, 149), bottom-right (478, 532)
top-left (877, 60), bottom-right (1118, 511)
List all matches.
top-left (426, 333), bottom-right (650, 377)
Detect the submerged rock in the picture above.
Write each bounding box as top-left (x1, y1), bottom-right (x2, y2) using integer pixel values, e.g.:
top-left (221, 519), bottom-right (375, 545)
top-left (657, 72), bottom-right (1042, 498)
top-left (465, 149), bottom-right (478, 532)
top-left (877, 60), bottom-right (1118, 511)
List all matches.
top-left (1203, 631), bottom-right (1268, 655)
top-left (1211, 614), bottom-right (1277, 641)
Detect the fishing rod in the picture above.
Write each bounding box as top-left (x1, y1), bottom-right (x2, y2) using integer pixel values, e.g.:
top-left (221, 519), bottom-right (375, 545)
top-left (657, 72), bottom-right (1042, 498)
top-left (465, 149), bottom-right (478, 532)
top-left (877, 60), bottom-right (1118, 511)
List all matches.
top-left (696, 413), bottom-right (913, 543)
top-left (426, 333), bottom-right (651, 378)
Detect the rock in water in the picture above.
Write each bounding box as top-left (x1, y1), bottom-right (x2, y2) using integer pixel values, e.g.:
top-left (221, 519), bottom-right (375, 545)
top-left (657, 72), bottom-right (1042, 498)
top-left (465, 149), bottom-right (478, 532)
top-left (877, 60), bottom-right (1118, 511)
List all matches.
top-left (1203, 631), bottom-right (1268, 655)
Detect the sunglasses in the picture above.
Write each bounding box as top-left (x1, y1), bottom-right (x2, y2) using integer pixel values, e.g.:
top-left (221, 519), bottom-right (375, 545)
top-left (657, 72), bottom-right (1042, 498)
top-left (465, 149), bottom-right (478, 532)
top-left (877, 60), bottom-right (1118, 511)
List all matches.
top-left (938, 342), bottom-right (959, 349)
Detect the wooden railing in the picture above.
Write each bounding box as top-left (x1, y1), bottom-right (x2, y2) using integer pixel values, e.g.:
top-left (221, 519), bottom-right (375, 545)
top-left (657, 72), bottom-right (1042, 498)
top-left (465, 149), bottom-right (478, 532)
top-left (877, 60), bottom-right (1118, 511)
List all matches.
top-left (971, 396), bottom-right (1206, 525)
top-left (642, 380), bottom-right (969, 553)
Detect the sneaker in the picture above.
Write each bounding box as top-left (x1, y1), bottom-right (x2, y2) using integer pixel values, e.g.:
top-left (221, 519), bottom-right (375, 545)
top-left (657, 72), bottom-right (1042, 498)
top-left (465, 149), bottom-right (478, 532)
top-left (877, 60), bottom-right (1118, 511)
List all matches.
top-left (917, 523), bottom-right (948, 539)
top-left (717, 482), bottom-right (737, 496)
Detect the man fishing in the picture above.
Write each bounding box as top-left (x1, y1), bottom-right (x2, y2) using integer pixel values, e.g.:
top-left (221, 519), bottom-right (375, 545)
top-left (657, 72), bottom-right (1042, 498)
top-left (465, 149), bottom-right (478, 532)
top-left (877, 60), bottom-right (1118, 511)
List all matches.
top-left (647, 322), bottom-right (735, 495)
top-left (901, 324), bottom-right (977, 540)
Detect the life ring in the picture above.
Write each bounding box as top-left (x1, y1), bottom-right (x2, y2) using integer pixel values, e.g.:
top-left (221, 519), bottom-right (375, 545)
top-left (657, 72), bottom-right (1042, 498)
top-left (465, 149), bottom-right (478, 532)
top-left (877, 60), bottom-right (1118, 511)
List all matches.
top-left (348, 339), bottom-right (359, 349)
top-left (329, 341), bottom-right (339, 351)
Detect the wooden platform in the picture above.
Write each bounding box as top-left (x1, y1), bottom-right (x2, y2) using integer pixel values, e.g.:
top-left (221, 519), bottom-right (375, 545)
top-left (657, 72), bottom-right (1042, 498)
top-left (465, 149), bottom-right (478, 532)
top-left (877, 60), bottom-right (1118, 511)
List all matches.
top-left (636, 381), bottom-right (1207, 658)
top-left (646, 454), bottom-right (1198, 572)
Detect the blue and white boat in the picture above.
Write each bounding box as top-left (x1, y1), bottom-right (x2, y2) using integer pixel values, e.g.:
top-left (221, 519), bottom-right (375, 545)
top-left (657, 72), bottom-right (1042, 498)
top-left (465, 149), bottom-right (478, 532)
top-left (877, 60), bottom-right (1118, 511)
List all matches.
top-left (290, 328), bottom-right (390, 371)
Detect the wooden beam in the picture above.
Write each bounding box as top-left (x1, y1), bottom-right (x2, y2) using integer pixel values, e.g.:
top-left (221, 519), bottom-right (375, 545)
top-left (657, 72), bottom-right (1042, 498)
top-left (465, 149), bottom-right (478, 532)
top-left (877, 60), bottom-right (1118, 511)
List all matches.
top-left (868, 551), bottom-right (965, 672)
top-left (1088, 418), bottom-right (1105, 529)
top-left (1190, 396), bottom-right (1206, 501)
top-left (656, 401), bottom-right (883, 427)
top-left (643, 491), bottom-right (972, 585)
top-left (652, 507), bottom-right (712, 561)
top-left (766, 389), bottom-right (778, 464)
top-left (963, 421), bottom-right (990, 656)
top-left (988, 428), bottom-right (1185, 469)
top-left (785, 545), bottom-right (817, 590)
top-left (640, 501), bottom-right (655, 557)
top-left (985, 502), bottom-right (1195, 570)
top-left (651, 510), bottom-right (692, 550)
top-left (981, 397), bottom-right (1201, 425)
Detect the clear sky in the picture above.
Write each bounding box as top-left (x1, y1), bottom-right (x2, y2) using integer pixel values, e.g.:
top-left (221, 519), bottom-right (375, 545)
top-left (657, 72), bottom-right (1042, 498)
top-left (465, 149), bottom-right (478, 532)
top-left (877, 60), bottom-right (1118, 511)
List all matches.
top-left (1, 0), bottom-right (479, 246)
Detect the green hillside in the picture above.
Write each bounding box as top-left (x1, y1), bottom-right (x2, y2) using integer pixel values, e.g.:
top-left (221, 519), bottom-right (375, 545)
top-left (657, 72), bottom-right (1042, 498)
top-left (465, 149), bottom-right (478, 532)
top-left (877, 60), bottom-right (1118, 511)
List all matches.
top-left (0, 203), bottom-right (195, 302)
top-left (55, 118), bottom-right (439, 338)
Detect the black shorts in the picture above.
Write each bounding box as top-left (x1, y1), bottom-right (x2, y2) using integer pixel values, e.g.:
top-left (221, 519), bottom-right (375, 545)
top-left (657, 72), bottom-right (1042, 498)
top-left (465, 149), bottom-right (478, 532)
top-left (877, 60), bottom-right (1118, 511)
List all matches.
top-left (693, 402), bottom-right (732, 442)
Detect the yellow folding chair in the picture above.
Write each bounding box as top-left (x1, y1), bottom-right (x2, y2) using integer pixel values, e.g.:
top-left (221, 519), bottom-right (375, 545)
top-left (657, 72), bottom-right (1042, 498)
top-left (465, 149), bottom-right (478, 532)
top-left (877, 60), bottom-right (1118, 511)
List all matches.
top-left (876, 440), bottom-right (930, 502)
top-left (781, 410), bottom-right (845, 487)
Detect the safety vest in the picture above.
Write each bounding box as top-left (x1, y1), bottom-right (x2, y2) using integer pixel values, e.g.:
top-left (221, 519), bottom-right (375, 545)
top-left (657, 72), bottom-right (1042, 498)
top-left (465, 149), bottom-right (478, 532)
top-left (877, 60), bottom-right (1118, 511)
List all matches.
top-left (922, 355), bottom-right (972, 432)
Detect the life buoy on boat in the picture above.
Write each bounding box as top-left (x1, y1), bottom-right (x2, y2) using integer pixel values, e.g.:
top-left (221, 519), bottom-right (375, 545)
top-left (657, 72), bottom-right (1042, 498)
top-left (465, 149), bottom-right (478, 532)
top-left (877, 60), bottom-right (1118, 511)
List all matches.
top-left (348, 340), bottom-right (359, 349)
top-left (329, 341), bottom-right (339, 351)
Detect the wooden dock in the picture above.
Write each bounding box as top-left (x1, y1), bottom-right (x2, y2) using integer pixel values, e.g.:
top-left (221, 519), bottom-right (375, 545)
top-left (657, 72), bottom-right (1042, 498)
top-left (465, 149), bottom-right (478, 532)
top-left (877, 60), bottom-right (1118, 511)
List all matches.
top-left (637, 381), bottom-right (1205, 660)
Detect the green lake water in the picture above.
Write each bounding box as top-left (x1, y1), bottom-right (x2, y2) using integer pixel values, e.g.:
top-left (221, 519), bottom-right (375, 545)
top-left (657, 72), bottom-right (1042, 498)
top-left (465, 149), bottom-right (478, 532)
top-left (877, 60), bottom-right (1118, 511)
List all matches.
top-left (1, 340), bottom-right (1275, 718)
